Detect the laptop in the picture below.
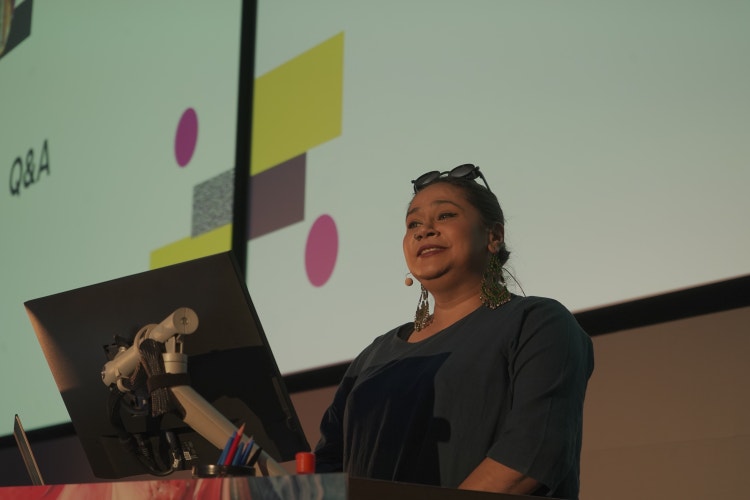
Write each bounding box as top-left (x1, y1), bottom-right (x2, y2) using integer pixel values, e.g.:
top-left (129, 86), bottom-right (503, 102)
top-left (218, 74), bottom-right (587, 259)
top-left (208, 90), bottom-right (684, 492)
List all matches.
top-left (13, 414), bottom-right (44, 486)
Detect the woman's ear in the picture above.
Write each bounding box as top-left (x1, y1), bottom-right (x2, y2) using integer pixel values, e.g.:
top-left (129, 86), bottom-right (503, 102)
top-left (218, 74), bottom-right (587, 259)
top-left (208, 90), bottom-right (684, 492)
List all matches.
top-left (487, 222), bottom-right (504, 253)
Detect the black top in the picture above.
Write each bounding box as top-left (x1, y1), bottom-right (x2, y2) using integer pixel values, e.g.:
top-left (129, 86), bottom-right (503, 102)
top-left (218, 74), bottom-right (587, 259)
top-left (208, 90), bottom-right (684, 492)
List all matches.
top-left (315, 296), bottom-right (594, 500)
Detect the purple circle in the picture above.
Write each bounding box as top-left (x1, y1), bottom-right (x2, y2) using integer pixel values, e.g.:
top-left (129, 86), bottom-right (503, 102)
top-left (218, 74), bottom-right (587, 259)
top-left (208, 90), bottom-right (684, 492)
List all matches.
top-left (174, 108), bottom-right (198, 167)
top-left (305, 215), bottom-right (339, 287)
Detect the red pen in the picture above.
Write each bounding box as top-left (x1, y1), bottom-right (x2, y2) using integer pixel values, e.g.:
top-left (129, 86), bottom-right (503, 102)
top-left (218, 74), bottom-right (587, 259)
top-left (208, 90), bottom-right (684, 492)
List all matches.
top-left (223, 423), bottom-right (245, 466)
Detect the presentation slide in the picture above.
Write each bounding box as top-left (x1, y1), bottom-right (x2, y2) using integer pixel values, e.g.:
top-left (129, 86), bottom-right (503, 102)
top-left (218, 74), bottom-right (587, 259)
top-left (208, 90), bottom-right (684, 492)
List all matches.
top-left (0, 0), bottom-right (241, 430)
top-left (1, 0), bottom-right (748, 435)
top-left (245, 0), bottom-right (750, 375)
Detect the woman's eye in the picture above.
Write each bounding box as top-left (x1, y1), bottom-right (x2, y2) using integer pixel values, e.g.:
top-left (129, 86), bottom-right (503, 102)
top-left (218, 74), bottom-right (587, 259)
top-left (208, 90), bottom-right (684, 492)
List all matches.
top-left (407, 220), bottom-right (421, 229)
top-left (438, 212), bottom-right (456, 220)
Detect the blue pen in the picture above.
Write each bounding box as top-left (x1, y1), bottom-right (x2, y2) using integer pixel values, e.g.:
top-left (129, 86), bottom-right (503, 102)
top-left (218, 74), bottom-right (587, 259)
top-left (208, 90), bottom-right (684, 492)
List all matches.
top-left (217, 431), bottom-right (236, 465)
top-left (241, 438), bottom-right (255, 465)
top-left (232, 441), bottom-right (246, 466)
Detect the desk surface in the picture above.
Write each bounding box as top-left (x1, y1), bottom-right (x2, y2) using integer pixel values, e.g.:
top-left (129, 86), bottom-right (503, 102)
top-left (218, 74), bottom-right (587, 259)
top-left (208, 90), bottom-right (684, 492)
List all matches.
top-left (0, 473), bottom-right (538, 500)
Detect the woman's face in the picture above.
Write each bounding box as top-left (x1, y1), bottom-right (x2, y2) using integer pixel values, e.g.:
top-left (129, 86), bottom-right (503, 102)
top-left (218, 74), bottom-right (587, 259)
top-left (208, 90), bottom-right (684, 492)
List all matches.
top-left (403, 182), bottom-right (500, 288)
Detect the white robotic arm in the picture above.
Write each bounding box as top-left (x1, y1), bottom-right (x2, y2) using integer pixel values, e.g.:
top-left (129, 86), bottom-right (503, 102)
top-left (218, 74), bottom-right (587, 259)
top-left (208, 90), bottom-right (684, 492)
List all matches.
top-left (101, 307), bottom-right (199, 387)
top-left (101, 308), bottom-right (285, 476)
top-left (166, 378), bottom-right (286, 476)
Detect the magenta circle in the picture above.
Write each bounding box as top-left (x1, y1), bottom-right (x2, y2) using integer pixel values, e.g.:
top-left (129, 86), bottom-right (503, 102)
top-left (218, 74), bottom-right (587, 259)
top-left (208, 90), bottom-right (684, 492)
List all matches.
top-left (174, 108), bottom-right (198, 167)
top-left (305, 215), bottom-right (339, 287)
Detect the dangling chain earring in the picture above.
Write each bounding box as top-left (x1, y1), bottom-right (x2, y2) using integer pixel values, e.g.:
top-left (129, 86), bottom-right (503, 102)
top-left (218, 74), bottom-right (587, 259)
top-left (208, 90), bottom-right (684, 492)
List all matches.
top-left (414, 284), bottom-right (433, 331)
top-left (480, 252), bottom-right (511, 309)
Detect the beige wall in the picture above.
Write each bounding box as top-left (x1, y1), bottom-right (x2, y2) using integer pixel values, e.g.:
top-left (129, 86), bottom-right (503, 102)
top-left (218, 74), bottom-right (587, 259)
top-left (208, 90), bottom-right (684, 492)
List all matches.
top-left (289, 306), bottom-right (750, 499)
top-left (581, 306), bottom-right (750, 499)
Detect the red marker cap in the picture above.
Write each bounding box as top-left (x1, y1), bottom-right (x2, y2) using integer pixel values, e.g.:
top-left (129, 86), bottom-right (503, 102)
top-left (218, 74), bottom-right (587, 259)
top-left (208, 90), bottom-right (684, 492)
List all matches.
top-left (295, 451), bottom-right (316, 474)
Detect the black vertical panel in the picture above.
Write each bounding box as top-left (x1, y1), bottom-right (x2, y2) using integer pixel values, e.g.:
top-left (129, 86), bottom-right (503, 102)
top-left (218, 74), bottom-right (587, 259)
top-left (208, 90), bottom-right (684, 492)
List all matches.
top-left (231, 0), bottom-right (258, 276)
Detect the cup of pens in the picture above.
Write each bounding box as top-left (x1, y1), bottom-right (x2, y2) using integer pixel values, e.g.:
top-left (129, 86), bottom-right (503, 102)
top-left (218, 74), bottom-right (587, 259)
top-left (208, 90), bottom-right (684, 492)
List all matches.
top-left (193, 423), bottom-right (258, 478)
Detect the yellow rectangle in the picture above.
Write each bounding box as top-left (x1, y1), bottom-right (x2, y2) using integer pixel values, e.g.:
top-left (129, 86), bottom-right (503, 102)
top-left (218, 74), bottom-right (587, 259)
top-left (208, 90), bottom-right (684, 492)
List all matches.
top-left (150, 224), bottom-right (232, 270)
top-left (251, 32), bottom-right (344, 175)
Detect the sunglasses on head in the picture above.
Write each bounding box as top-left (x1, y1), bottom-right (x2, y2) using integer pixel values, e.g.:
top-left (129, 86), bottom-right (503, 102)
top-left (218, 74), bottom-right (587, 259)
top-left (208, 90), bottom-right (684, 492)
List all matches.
top-left (411, 164), bottom-right (492, 193)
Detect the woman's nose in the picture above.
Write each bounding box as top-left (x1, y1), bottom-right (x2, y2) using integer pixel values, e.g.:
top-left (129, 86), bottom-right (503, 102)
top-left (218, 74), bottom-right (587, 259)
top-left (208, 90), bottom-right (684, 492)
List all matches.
top-left (414, 224), bottom-right (437, 240)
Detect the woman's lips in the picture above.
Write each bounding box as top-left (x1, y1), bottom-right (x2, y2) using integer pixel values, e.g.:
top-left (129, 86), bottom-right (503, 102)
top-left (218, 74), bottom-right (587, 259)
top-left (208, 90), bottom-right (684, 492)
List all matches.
top-left (418, 245), bottom-right (445, 257)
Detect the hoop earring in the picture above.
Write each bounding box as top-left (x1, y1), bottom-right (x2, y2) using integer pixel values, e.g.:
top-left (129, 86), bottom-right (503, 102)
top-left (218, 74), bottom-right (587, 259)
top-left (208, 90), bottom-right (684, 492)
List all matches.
top-left (480, 252), bottom-right (511, 309)
top-left (414, 284), bottom-right (433, 331)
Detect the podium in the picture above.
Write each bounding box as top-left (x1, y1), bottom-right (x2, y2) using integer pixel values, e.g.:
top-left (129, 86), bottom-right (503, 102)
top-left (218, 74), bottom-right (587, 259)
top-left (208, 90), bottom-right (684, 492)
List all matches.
top-left (0, 473), bottom-right (541, 499)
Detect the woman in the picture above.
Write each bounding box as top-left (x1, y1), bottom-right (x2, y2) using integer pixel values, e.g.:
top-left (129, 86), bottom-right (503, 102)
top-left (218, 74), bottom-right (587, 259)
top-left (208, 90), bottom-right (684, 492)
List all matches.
top-left (315, 164), bottom-right (594, 499)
